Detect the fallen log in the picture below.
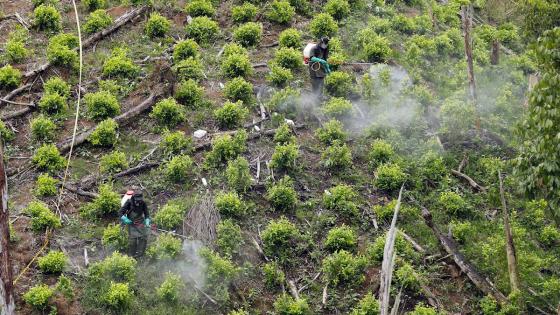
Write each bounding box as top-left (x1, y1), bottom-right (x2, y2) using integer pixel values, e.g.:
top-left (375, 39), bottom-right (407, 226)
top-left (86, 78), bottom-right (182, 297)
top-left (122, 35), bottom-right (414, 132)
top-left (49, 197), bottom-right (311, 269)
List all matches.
top-left (451, 169), bottom-right (487, 192)
top-left (60, 182), bottom-right (99, 199)
top-left (1, 104), bottom-right (35, 121)
top-left (0, 83), bottom-right (33, 107)
top-left (397, 229), bottom-right (425, 253)
top-left (287, 280), bottom-right (300, 300)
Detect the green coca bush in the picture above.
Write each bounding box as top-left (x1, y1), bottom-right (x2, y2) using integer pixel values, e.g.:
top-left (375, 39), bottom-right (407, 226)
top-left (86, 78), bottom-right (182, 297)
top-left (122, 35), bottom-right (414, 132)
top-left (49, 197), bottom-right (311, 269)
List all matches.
top-left (310, 13), bottom-right (338, 38)
top-left (224, 77), bottom-right (255, 105)
top-left (233, 22), bottom-right (263, 47)
top-left (145, 12), bottom-right (171, 38)
top-left (157, 273), bottom-right (184, 302)
top-left (0, 64), bottom-right (22, 89)
top-left (85, 91), bottom-right (121, 121)
top-left (322, 140), bottom-right (352, 171)
top-left (270, 143), bottom-right (299, 171)
top-left (266, 64), bottom-right (293, 87)
top-left (273, 123), bottom-right (296, 144)
top-left (34, 173), bottom-right (58, 197)
top-left (83, 0), bottom-right (106, 11)
top-left (185, 0), bottom-right (215, 17)
top-left (216, 219), bottom-right (243, 257)
top-left (173, 39), bottom-right (200, 61)
top-left (325, 225), bottom-right (357, 252)
top-left (84, 9), bottom-right (112, 34)
top-left (146, 233), bottom-right (182, 259)
top-left (99, 151), bottom-right (128, 174)
top-left (43, 76), bottom-right (70, 98)
top-left (315, 119), bottom-right (346, 145)
top-left (323, 184), bottom-right (358, 217)
top-left (102, 48), bottom-right (140, 79)
top-left (438, 191), bottom-right (467, 216)
top-left (32, 144), bottom-right (66, 173)
top-left (153, 202), bottom-right (186, 229)
top-left (25, 201), bottom-right (62, 231)
top-left (262, 217), bottom-right (299, 263)
top-left (102, 223), bottom-right (127, 251)
top-left (374, 163), bottom-right (406, 191)
top-left (89, 118), bottom-right (118, 147)
top-left (23, 284), bottom-right (53, 310)
top-left (185, 16), bottom-right (219, 44)
top-left (322, 97), bottom-right (353, 119)
top-left (174, 57), bottom-right (204, 81)
top-left (273, 47), bottom-right (301, 71)
top-left (226, 157), bottom-right (252, 193)
top-left (223, 43), bottom-right (248, 58)
top-left (266, 176), bottom-right (297, 211)
top-left (175, 79), bottom-right (204, 108)
top-left (80, 184), bottom-right (121, 218)
top-left (46, 33), bottom-right (78, 67)
top-left (165, 154), bottom-right (194, 182)
top-left (232, 3), bottom-right (257, 23)
top-left (215, 191), bottom-right (245, 217)
top-left (369, 139), bottom-right (394, 167)
top-left (279, 28), bottom-right (302, 49)
top-left (263, 261), bottom-right (285, 288)
top-left (267, 0), bottom-right (295, 24)
top-left (322, 250), bottom-right (366, 286)
top-left (350, 293), bottom-right (380, 315)
top-left (418, 151), bottom-right (446, 183)
top-left (274, 294), bottom-right (311, 315)
top-left (214, 100), bottom-right (249, 129)
top-left (205, 130), bottom-right (248, 166)
top-left (324, 71), bottom-right (352, 97)
top-left (4, 38), bottom-right (29, 63)
top-left (38, 92), bottom-right (67, 116)
top-left (540, 225), bottom-right (560, 246)
top-left (103, 282), bottom-right (133, 310)
top-left (150, 97), bottom-right (186, 128)
top-left (34, 5), bottom-right (62, 33)
top-left (38, 250), bottom-right (67, 273)
top-left (0, 121), bottom-right (14, 143)
top-left (221, 53), bottom-right (253, 78)
top-left (160, 130), bottom-right (193, 156)
top-left (88, 251), bottom-right (136, 282)
top-left (325, 0), bottom-right (350, 21)
top-left (363, 34), bottom-right (392, 63)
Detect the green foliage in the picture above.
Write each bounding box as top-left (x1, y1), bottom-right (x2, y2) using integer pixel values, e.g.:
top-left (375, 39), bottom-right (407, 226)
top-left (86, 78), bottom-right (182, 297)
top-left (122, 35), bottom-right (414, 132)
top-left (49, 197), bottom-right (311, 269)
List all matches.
top-left (369, 139), bottom-right (394, 167)
top-left (325, 0), bottom-right (350, 21)
top-left (99, 151), bottom-right (128, 174)
top-left (350, 292), bottom-right (380, 315)
top-left (267, 87), bottom-right (300, 113)
top-left (450, 220), bottom-right (473, 243)
top-left (4, 38), bottom-right (29, 63)
top-left (226, 157), bottom-right (252, 193)
top-left (83, 0), bottom-right (106, 11)
top-left (56, 274), bottom-right (74, 299)
top-left (25, 201), bottom-right (62, 231)
top-left (310, 13), bottom-right (338, 38)
top-left (267, 176), bottom-right (298, 211)
top-left (44, 76), bottom-right (70, 98)
top-left (214, 101), bottom-right (248, 129)
top-left (23, 284), bottom-right (54, 310)
top-left (362, 34), bottom-right (391, 63)
top-left (223, 43), bottom-right (248, 58)
top-left (89, 118), bottom-right (118, 147)
top-left (224, 77), bottom-right (255, 105)
top-left (84, 9), bottom-right (112, 34)
top-left (216, 219), bottom-right (243, 257)
top-left (262, 217), bottom-right (299, 263)
top-left (395, 262), bottom-right (420, 291)
top-left (278, 28), bottom-right (302, 49)
top-left (47, 33), bottom-right (78, 67)
top-left (38, 92), bottom-right (67, 116)
top-left (0, 121), bottom-right (14, 142)
top-left (267, 64), bottom-right (293, 87)
top-left (0, 64), bottom-right (22, 89)
top-left (38, 250), bottom-right (67, 273)
top-left (273, 47), bottom-right (302, 71)
top-left (233, 22), bottom-right (262, 47)
top-left (232, 3), bottom-right (257, 23)
top-left (175, 79), bottom-right (204, 108)
top-left (157, 273), bottom-right (184, 303)
top-left (366, 233), bottom-right (417, 264)
top-left (407, 303), bottom-right (438, 315)
top-left (199, 248), bottom-right (239, 302)
top-left (215, 191), bottom-right (245, 217)
top-left (271, 143), bottom-right (299, 171)
top-left (185, 0), bottom-right (215, 17)
top-left (165, 154), bottom-right (194, 182)
top-left (322, 97), bottom-right (353, 119)
top-left (145, 12), bottom-right (171, 38)
top-left (322, 250), bottom-right (366, 286)
top-left (32, 144), bottom-right (66, 173)
top-left (418, 151), bottom-right (446, 184)
top-left (267, 0), bottom-right (295, 24)
top-left (102, 48), bottom-right (140, 79)
top-left (324, 71), bottom-right (352, 97)
top-left (103, 282), bottom-right (133, 310)
top-left (373, 200), bottom-right (419, 222)
top-left (205, 130), bottom-right (247, 167)
top-left (85, 90), bottom-right (121, 121)
top-left (323, 184), bottom-right (358, 217)
top-left (321, 140), bottom-right (352, 171)
top-left (89, 251), bottom-right (137, 282)
top-left (153, 202), bottom-right (186, 229)
top-left (174, 57), bottom-right (204, 81)
top-left (375, 163), bottom-right (406, 191)
top-left (325, 225), bottom-right (357, 252)
top-left (102, 223), bottom-right (127, 251)
top-left (34, 5), bottom-right (62, 32)
top-left (274, 123), bottom-right (296, 144)
top-left (263, 261), bottom-right (285, 288)
top-left (160, 130), bottom-right (193, 156)
top-left (150, 97), bottom-right (186, 128)
top-left (34, 173), bottom-right (58, 197)
top-left (173, 39), bottom-right (200, 61)
top-left (147, 233), bottom-right (182, 259)
top-left (540, 225), bottom-right (560, 246)
top-left (438, 191), bottom-right (467, 216)
top-left (315, 119), bottom-right (347, 145)
top-left (439, 99), bottom-right (476, 137)
top-left (80, 184), bottom-right (120, 218)
top-left (221, 53), bottom-right (253, 78)
top-left (274, 294), bottom-right (311, 315)
top-left (185, 16), bottom-right (219, 44)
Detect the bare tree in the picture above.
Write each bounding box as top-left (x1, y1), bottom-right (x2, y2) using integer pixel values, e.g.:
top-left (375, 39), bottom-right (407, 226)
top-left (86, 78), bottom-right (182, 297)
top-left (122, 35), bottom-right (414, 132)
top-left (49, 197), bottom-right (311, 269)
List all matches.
top-left (461, 5), bottom-right (480, 130)
top-left (498, 171), bottom-right (520, 293)
top-left (0, 138), bottom-right (15, 315)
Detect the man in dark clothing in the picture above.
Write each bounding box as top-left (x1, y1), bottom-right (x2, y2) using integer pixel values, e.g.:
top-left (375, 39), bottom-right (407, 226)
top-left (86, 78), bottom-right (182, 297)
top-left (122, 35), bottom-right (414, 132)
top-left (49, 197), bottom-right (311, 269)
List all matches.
top-left (309, 36), bottom-right (330, 97)
top-left (119, 191), bottom-right (150, 258)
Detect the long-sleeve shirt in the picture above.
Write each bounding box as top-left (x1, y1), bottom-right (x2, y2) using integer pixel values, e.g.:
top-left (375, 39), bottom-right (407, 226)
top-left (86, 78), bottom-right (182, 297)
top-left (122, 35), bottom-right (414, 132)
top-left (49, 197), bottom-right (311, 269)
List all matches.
top-left (119, 199), bottom-right (149, 223)
top-left (309, 45), bottom-right (329, 78)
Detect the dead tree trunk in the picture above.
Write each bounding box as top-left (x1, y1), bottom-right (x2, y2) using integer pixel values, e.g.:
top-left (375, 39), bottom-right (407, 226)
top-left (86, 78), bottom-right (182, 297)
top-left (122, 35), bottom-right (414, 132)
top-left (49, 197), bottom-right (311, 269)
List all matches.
top-left (491, 40), bottom-right (500, 65)
top-left (461, 5), bottom-right (479, 130)
top-left (498, 171), bottom-right (520, 293)
top-left (0, 139), bottom-right (15, 315)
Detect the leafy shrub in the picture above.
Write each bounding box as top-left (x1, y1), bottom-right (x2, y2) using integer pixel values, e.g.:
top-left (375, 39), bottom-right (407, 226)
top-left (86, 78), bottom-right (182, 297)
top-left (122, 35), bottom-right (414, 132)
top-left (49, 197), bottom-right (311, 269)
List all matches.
top-left (418, 151), bottom-right (446, 183)
top-left (150, 97), bottom-right (186, 128)
top-left (157, 273), bottom-right (184, 302)
top-left (89, 251), bottom-right (137, 282)
top-left (175, 79), bottom-right (204, 108)
top-left (221, 53), bottom-right (253, 78)
top-left (46, 33), bottom-right (79, 67)
top-left (395, 262), bottom-right (420, 291)
top-left (83, 0), bottom-right (106, 11)
top-left (325, 0), bottom-right (350, 21)
top-left (369, 139), bottom-right (394, 167)
top-left (266, 176), bottom-right (298, 211)
top-left (438, 191), bottom-right (467, 216)
top-left (174, 57), bottom-right (204, 81)
top-left (102, 223), bottom-right (127, 251)
top-left (375, 163), bottom-right (406, 191)
top-left (267, 64), bottom-right (293, 87)
top-left (185, 0), bottom-right (215, 17)
top-left (407, 304), bottom-right (438, 315)
top-left (325, 225), bottom-right (357, 252)
top-left (103, 282), bottom-right (132, 310)
top-left (147, 233), bottom-right (182, 259)
top-left (215, 191), bottom-right (245, 217)
top-left (160, 130), bottom-right (193, 156)
top-left (223, 43), bottom-right (248, 58)
top-left (449, 220), bottom-right (473, 243)
top-left (267, 87), bottom-right (299, 113)
top-left (366, 233), bottom-right (417, 264)
top-left (153, 202), bottom-right (186, 229)
top-left (84, 9), bottom-right (112, 34)
top-left (310, 13), bottom-right (338, 38)
top-left (274, 294), bottom-right (311, 315)
top-left (322, 97), bottom-right (353, 119)
top-left (0, 65), bottom-right (22, 89)
top-left (89, 118), bottom-right (118, 147)
top-left (5, 39), bottom-right (29, 63)
top-left (372, 199), bottom-right (419, 222)
top-left (85, 91), bottom-right (121, 121)
top-left (322, 140), bottom-right (352, 171)
top-left (80, 184), bottom-right (121, 218)
top-left (267, 0), bottom-right (295, 24)
top-left (363, 34), bottom-right (391, 62)
top-left (273, 47), bottom-right (301, 71)
top-left (145, 12), bottom-right (171, 38)
top-left (262, 217), bottom-right (299, 263)
top-left (25, 201), bottom-right (62, 231)
top-left (56, 274), bottom-right (74, 299)
top-left (32, 144), bottom-right (66, 173)
top-left (173, 39), bottom-right (200, 61)
top-left (43, 76), bottom-right (70, 98)
top-left (34, 173), bottom-right (58, 197)
top-left (263, 261), bottom-right (285, 288)
top-left (224, 77), bottom-right (255, 105)
top-left (102, 48), bottom-right (140, 79)
top-left (540, 225), bottom-right (560, 246)
top-left (323, 184), bottom-right (358, 217)
top-left (225, 157), bottom-right (252, 193)
top-left (315, 119), bottom-right (346, 145)
top-left (38, 250), bottom-right (67, 273)
top-left (274, 123), bottom-right (296, 144)
top-left (271, 143), bottom-right (299, 171)
top-left (100, 151), bottom-right (128, 174)
top-left (324, 71), bottom-right (352, 97)
top-left (38, 92), bottom-right (67, 116)
top-left (214, 101), bottom-right (249, 129)
top-left (185, 16), bottom-right (219, 44)
top-left (23, 284), bottom-right (53, 310)
top-left (34, 5), bottom-right (62, 32)
top-left (165, 154), bottom-right (194, 182)
top-left (233, 22), bottom-right (262, 47)
top-left (322, 250), bottom-right (365, 286)
top-left (279, 28), bottom-right (302, 49)
top-left (0, 121), bottom-right (14, 142)
top-left (205, 130), bottom-right (248, 166)
top-left (232, 3), bottom-right (257, 23)
top-left (199, 248), bottom-right (239, 302)
top-left (216, 219), bottom-right (243, 257)
top-left (350, 292), bottom-right (380, 315)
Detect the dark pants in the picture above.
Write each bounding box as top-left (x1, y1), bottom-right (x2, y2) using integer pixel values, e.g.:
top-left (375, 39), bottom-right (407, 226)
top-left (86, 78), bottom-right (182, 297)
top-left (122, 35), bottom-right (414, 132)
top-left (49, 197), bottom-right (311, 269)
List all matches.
top-left (128, 236), bottom-right (147, 258)
top-left (311, 77), bottom-right (324, 97)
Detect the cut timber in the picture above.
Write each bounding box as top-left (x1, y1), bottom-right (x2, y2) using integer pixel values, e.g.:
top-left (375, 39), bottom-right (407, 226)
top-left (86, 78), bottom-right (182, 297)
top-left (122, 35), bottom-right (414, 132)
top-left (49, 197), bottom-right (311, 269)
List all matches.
top-left (61, 182), bottom-right (99, 199)
top-left (451, 169), bottom-right (487, 192)
top-left (0, 138), bottom-right (15, 315)
top-left (0, 83), bottom-right (33, 107)
top-left (420, 204), bottom-right (508, 304)
top-left (287, 280), bottom-right (300, 300)
top-left (23, 6), bottom-right (149, 80)
top-left (1, 105), bottom-right (35, 121)
top-left (398, 229), bottom-right (425, 253)
top-left (498, 171), bottom-right (520, 293)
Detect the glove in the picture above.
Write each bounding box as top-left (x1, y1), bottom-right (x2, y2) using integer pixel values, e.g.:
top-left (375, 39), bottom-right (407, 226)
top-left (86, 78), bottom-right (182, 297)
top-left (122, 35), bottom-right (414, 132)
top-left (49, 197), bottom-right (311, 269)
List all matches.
top-left (120, 215), bottom-right (132, 225)
top-left (310, 57), bottom-right (331, 74)
top-left (144, 218), bottom-right (151, 227)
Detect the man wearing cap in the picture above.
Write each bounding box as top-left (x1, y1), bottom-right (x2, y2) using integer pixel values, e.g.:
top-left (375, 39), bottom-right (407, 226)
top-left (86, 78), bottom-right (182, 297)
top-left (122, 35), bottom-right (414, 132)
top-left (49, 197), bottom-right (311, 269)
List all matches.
top-left (309, 36), bottom-right (331, 97)
top-left (119, 191), bottom-right (151, 258)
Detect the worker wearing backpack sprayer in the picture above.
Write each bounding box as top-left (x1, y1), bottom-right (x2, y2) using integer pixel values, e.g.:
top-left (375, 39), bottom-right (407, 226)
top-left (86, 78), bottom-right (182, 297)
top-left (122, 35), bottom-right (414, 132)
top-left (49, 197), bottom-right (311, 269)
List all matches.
top-left (304, 36), bottom-right (331, 97)
top-left (119, 190), bottom-right (151, 258)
